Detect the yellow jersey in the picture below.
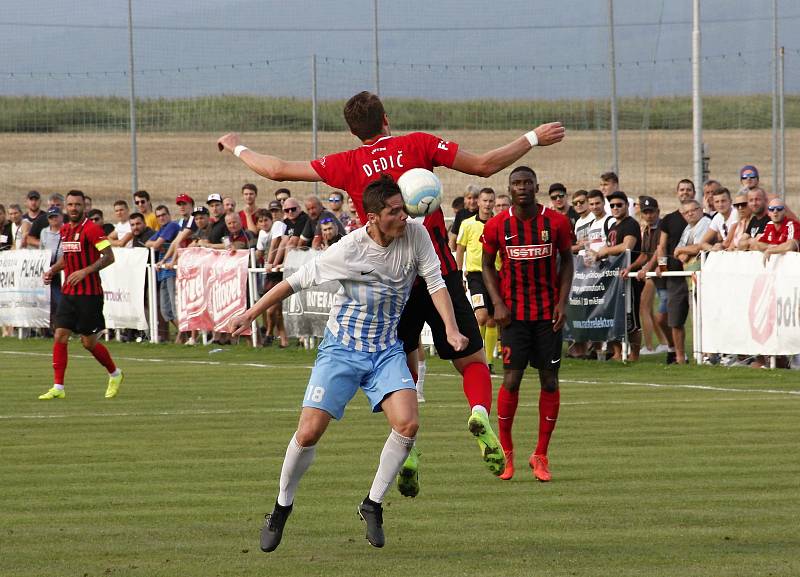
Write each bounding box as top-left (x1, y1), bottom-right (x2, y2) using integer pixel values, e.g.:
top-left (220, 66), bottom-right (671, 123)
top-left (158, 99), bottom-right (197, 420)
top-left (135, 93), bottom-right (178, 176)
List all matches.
top-left (456, 215), bottom-right (500, 272)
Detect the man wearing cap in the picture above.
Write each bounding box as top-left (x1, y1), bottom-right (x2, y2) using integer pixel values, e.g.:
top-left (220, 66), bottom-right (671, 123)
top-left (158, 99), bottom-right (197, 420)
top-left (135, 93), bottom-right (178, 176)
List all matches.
top-left (158, 194), bottom-right (198, 266)
top-left (301, 196), bottom-right (345, 249)
top-left (22, 190), bottom-right (47, 248)
top-left (699, 188), bottom-right (737, 251)
top-left (739, 165), bottom-right (760, 193)
top-left (326, 191), bottom-right (351, 229)
top-left (205, 193), bottom-right (228, 244)
top-left (189, 206), bottom-right (214, 245)
top-left (28, 192), bottom-right (64, 248)
top-left (634, 196), bottom-right (670, 356)
top-left (589, 191), bottom-right (643, 361)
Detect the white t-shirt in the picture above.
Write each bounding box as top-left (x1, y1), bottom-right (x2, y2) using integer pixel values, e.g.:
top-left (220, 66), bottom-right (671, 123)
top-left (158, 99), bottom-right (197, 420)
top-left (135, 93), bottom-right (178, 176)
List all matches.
top-left (114, 221), bottom-right (133, 248)
top-left (708, 210), bottom-right (738, 242)
top-left (286, 219), bottom-right (444, 353)
top-left (586, 214), bottom-right (615, 252)
top-left (256, 221), bottom-right (287, 251)
top-left (573, 214), bottom-right (595, 244)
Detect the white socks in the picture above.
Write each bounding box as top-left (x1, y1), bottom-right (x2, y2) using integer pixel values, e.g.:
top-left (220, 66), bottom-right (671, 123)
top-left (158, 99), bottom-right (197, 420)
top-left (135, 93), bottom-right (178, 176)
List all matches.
top-left (277, 433), bottom-right (317, 507)
top-left (368, 429), bottom-right (416, 503)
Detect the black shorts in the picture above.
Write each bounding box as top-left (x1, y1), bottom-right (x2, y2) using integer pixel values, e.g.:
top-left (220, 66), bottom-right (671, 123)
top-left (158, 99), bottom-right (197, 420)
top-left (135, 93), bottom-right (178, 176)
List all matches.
top-left (397, 270), bottom-right (484, 360)
top-left (466, 271), bottom-right (494, 315)
top-left (502, 320), bottom-right (563, 371)
top-left (665, 277), bottom-right (689, 328)
top-left (54, 294), bottom-right (106, 336)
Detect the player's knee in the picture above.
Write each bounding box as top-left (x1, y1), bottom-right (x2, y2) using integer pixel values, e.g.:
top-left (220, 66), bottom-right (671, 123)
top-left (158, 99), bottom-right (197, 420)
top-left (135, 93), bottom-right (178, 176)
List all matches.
top-left (80, 339), bottom-right (94, 351)
top-left (394, 418), bottom-right (419, 439)
top-left (502, 377), bottom-right (522, 393)
top-left (295, 425), bottom-right (324, 447)
top-left (538, 369), bottom-right (559, 392)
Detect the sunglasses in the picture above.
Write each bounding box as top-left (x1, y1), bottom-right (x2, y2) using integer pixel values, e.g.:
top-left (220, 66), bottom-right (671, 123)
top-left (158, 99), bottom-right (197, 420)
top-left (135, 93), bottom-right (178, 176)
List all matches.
top-left (284, 207), bottom-right (298, 213)
top-left (156, 213), bottom-right (169, 218)
top-left (550, 193), bottom-right (566, 199)
top-left (741, 174), bottom-right (758, 180)
top-left (609, 203), bottom-right (625, 209)
top-left (320, 217), bottom-right (335, 224)
top-left (328, 197), bottom-right (342, 203)
top-left (768, 206), bottom-right (785, 212)
top-left (734, 202), bottom-right (748, 208)
top-left (134, 199), bottom-right (148, 205)
top-left (572, 199), bottom-right (586, 206)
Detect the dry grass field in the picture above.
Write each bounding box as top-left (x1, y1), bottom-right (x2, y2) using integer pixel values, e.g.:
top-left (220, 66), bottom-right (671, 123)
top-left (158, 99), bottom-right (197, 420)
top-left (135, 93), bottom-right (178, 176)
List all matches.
top-left (1, 129), bottom-right (796, 214)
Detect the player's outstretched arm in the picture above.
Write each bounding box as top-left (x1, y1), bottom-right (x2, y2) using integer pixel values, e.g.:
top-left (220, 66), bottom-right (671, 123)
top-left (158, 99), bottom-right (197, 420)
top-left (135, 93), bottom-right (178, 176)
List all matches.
top-left (230, 279), bottom-right (295, 336)
top-left (450, 122), bottom-right (565, 178)
top-left (217, 132), bottom-right (322, 182)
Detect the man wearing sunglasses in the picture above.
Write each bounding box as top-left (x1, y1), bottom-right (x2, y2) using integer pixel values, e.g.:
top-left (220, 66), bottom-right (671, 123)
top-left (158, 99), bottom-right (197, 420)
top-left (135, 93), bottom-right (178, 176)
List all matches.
top-left (548, 183), bottom-right (578, 229)
top-left (133, 190), bottom-right (159, 232)
top-left (746, 199), bottom-right (799, 257)
top-left (739, 165), bottom-right (760, 192)
top-left (326, 191), bottom-right (351, 229)
top-left (300, 196), bottom-right (346, 249)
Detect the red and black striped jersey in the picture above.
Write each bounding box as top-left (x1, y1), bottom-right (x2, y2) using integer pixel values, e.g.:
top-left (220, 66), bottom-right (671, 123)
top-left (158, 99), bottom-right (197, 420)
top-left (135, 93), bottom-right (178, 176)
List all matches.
top-left (59, 217), bottom-right (110, 296)
top-left (310, 132), bottom-right (460, 276)
top-left (481, 204), bottom-right (572, 321)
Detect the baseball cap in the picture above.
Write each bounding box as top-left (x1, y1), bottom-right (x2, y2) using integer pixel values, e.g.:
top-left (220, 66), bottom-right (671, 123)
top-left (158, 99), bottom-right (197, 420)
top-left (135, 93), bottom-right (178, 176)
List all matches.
top-left (47, 206), bottom-right (62, 217)
top-left (192, 206), bottom-right (210, 216)
top-left (175, 193), bottom-right (194, 205)
top-left (27, 190), bottom-right (41, 200)
top-left (639, 196), bottom-right (659, 211)
top-left (548, 182), bottom-right (567, 194)
top-left (268, 200), bottom-right (282, 211)
top-left (607, 191), bottom-right (629, 204)
top-left (206, 193), bottom-right (222, 204)
top-left (740, 164), bottom-right (759, 179)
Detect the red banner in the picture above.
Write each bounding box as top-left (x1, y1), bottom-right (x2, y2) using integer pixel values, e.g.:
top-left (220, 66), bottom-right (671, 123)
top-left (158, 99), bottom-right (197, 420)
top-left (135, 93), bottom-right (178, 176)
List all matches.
top-left (176, 248), bottom-right (250, 333)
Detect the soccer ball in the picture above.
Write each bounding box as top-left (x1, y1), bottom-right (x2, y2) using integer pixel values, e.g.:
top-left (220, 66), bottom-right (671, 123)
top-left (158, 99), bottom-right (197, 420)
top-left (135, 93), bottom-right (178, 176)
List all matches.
top-left (398, 168), bottom-right (442, 217)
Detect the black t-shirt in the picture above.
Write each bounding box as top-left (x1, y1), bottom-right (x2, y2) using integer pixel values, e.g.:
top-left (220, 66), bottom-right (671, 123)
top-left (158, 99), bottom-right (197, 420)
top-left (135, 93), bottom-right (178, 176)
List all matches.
top-left (26, 212), bottom-right (49, 239)
top-left (607, 215), bottom-right (642, 263)
top-left (450, 208), bottom-right (477, 236)
top-left (284, 212), bottom-right (310, 238)
top-left (102, 223), bottom-right (116, 236)
top-left (131, 227), bottom-right (155, 248)
top-left (745, 214), bottom-right (770, 238)
top-left (209, 218), bottom-right (229, 244)
top-left (0, 221), bottom-right (12, 250)
top-left (659, 210), bottom-right (687, 271)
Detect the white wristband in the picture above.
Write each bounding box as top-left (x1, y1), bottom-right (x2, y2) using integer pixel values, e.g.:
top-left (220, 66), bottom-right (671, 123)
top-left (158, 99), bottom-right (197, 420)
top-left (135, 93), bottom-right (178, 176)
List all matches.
top-left (524, 130), bottom-right (539, 147)
top-left (233, 145), bottom-right (249, 158)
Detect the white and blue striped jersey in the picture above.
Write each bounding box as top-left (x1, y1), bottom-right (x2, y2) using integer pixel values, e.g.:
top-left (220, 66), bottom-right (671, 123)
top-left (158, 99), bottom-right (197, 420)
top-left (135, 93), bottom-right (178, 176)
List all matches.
top-left (286, 219), bottom-right (445, 352)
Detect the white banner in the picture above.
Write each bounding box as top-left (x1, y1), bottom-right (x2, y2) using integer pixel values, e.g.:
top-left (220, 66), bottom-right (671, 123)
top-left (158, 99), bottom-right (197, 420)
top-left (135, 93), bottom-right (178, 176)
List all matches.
top-left (99, 247), bottom-right (149, 330)
top-left (699, 251), bottom-right (800, 355)
top-left (0, 250), bottom-right (51, 328)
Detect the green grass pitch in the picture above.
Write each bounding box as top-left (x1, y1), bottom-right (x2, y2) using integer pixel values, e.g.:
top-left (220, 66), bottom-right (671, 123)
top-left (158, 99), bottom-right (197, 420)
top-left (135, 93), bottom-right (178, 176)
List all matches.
top-left (1, 337), bottom-right (798, 577)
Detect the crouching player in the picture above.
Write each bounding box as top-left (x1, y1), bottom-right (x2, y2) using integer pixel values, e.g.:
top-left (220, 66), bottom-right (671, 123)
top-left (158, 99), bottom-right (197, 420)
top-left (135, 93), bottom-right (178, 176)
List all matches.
top-left (230, 175), bottom-right (467, 551)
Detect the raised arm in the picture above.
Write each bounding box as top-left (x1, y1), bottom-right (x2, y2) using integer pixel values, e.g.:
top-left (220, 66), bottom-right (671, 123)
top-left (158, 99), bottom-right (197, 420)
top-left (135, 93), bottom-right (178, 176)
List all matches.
top-left (450, 122), bottom-right (565, 178)
top-left (217, 133), bottom-right (322, 182)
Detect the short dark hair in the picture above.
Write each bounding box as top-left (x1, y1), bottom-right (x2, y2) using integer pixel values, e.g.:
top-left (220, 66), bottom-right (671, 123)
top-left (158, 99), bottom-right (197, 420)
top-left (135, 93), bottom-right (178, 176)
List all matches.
top-left (713, 187), bottom-right (731, 198)
top-left (242, 183), bottom-right (258, 195)
top-left (83, 195), bottom-right (92, 203)
top-left (275, 188), bottom-right (291, 198)
top-left (87, 208), bottom-right (103, 219)
top-left (113, 199), bottom-right (129, 209)
top-left (254, 208), bottom-right (271, 221)
top-left (677, 178), bottom-right (695, 192)
top-left (451, 196), bottom-right (465, 211)
top-left (344, 91), bottom-right (385, 141)
top-left (572, 189), bottom-right (588, 200)
top-left (600, 171), bottom-right (619, 184)
top-left (134, 190), bottom-right (151, 201)
top-left (129, 212), bottom-right (144, 222)
top-left (509, 165), bottom-right (537, 181)
top-left (66, 189), bottom-right (85, 200)
top-left (587, 189), bottom-right (604, 201)
top-left (154, 205), bottom-right (170, 215)
top-left (479, 187), bottom-right (495, 196)
top-left (363, 175), bottom-right (401, 215)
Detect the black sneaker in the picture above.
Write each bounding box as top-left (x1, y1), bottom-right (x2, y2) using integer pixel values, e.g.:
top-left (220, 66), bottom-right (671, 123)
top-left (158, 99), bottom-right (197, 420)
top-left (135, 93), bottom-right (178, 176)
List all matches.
top-left (666, 351), bottom-right (677, 365)
top-left (357, 498), bottom-right (385, 548)
top-left (260, 501), bottom-right (292, 552)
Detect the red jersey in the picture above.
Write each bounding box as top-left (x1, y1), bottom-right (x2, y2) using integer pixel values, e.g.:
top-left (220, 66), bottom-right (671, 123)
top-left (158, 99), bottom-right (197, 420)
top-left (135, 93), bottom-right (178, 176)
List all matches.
top-left (59, 217), bottom-right (110, 296)
top-left (481, 204), bottom-right (572, 321)
top-left (311, 132), bottom-right (459, 275)
top-left (758, 218), bottom-right (799, 245)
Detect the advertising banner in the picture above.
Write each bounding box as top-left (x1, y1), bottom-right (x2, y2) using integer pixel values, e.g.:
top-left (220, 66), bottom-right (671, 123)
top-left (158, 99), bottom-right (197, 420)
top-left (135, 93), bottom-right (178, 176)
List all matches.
top-left (0, 250), bottom-right (51, 328)
top-left (563, 252), bottom-right (628, 342)
top-left (176, 248), bottom-right (250, 333)
top-left (99, 247), bottom-right (149, 330)
top-left (281, 249), bottom-right (339, 337)
top-left (699, 251), bottom-right (800, 355)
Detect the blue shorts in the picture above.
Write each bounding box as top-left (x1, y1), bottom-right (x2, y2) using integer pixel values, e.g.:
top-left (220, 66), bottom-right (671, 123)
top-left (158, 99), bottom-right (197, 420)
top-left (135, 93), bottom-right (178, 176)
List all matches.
top-left (303, 330), bottom-right (416, 420)
top-left (656, 288), bottom-right (668, 315)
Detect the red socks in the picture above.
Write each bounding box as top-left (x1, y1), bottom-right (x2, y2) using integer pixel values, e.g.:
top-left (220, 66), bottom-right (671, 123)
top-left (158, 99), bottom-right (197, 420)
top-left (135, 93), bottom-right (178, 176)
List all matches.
top-left (535, 389), bottom-right (560, 456)
top-left (89, 342), bottom-right (117, 374)
top-left (461, 362), bottom-right (492, 412)
top-left (496, 386), bottom-right (519, 453)
top-left (53, 342), bottom-right (68, 385)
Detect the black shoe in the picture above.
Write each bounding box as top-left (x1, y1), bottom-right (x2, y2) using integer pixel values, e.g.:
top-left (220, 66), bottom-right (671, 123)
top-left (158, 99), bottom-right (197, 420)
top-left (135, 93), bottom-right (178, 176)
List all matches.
top-left (666, 351), bottom-right (677, 365)
top-left (488, 363), bottom-right (495, 375)
top-left (357, 498), bottom-right (385, 548)
top-left (260, 501), bottom-right (292, 553)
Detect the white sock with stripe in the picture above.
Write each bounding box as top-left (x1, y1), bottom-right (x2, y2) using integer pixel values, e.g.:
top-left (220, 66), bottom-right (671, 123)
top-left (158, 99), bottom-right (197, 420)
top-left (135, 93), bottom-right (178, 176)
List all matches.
top-left (368, 429), bottom-right (416, 503)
